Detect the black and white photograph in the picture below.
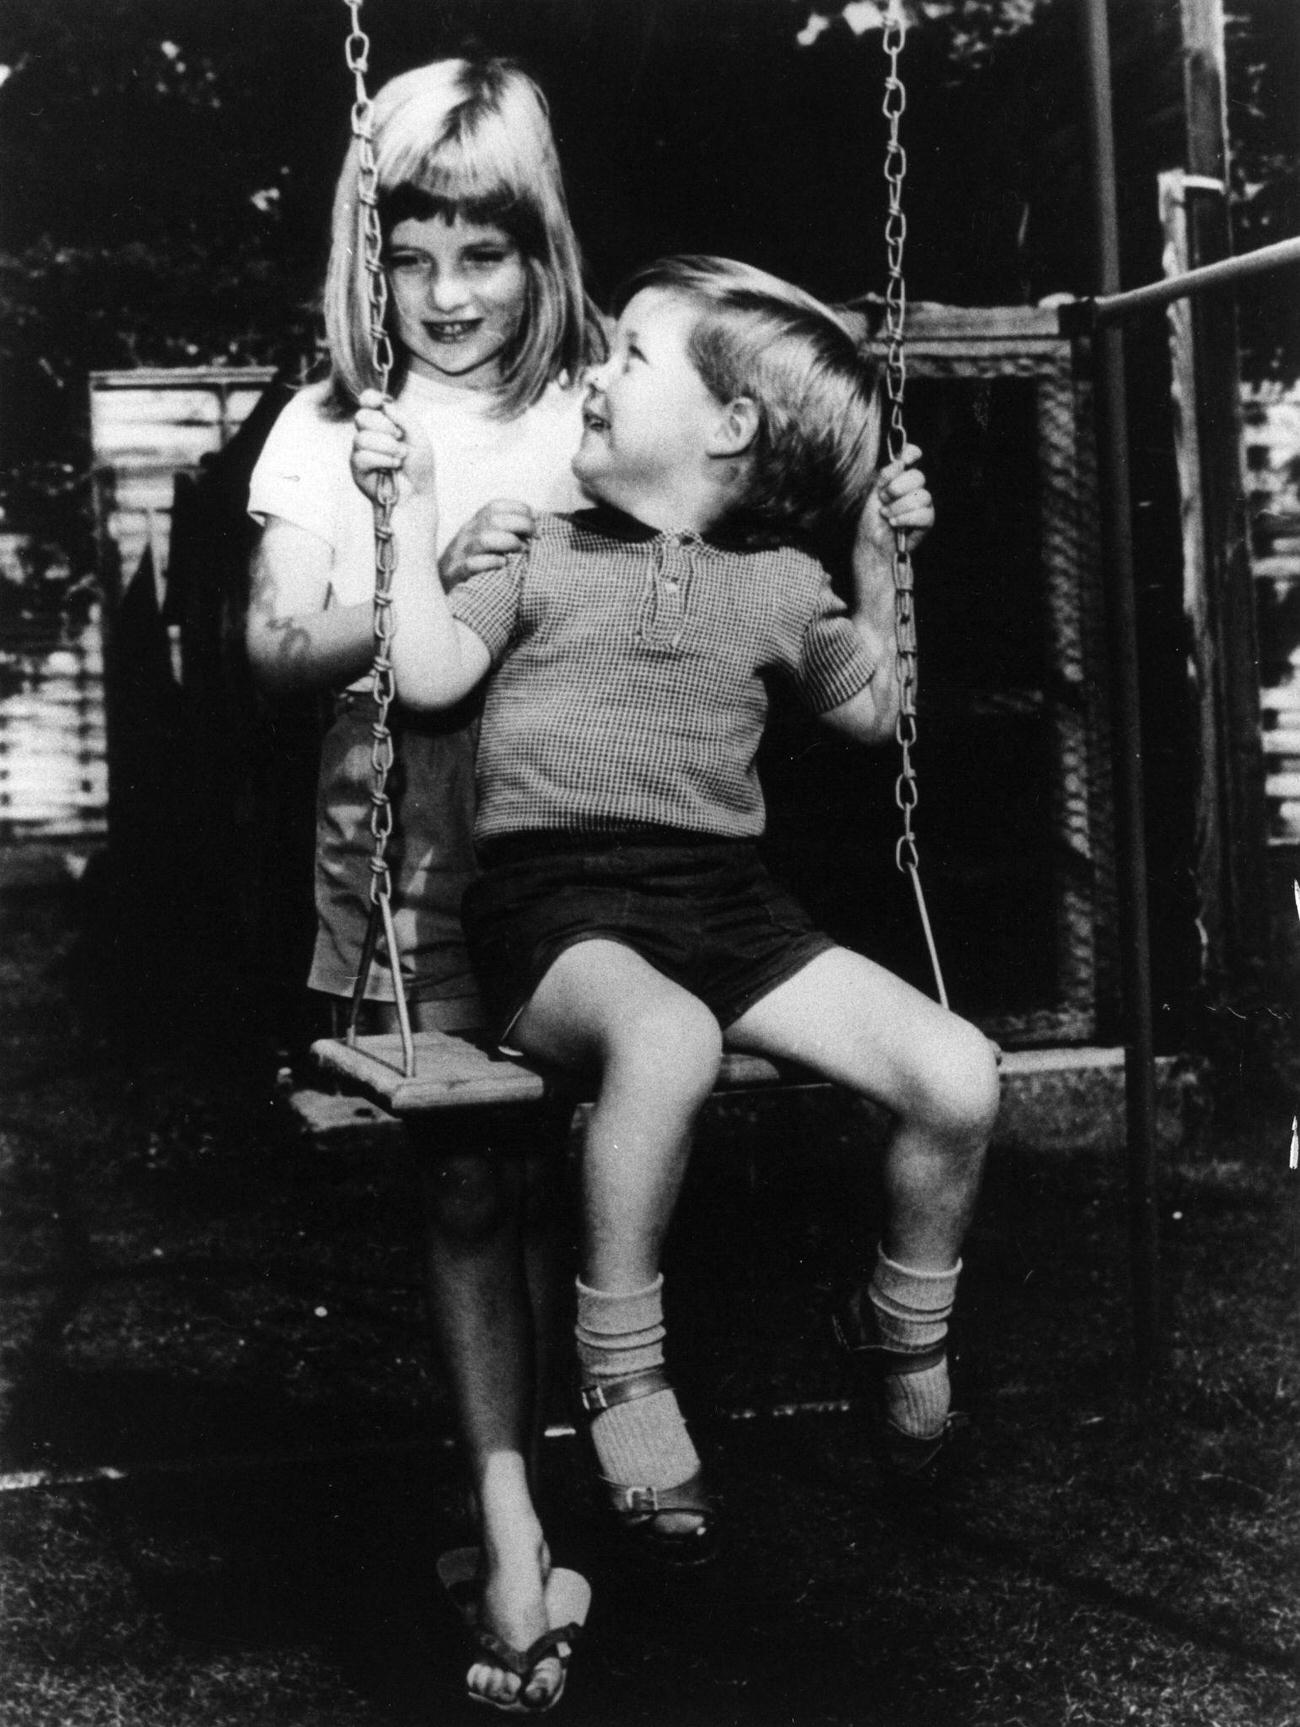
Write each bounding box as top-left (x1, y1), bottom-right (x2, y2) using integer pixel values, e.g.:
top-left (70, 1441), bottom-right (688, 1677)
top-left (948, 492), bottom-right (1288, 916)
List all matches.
top-left (1, 3), bottom-right (1297, 1722)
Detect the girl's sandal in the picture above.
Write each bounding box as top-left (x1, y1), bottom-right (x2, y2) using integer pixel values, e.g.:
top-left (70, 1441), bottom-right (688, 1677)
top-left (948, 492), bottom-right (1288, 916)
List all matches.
top-left (437, 1547), bottom-right (591, 1717)
top-left (579, 1367), bottom-right (720, 1567)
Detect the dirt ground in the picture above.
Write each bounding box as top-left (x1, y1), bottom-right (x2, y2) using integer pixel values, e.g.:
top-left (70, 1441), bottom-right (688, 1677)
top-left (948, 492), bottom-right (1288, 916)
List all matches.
top-left (2, 845), bottom-right (1299, 1727)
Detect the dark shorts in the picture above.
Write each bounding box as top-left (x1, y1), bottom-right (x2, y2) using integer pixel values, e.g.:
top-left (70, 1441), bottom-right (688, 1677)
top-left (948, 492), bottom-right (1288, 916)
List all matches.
top-left (461, 829), bottom-right (836, 1043)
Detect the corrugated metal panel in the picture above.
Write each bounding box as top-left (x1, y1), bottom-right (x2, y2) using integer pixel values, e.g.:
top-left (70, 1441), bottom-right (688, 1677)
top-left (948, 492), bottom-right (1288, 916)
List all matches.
top-left (90, 366), bottom-right (279, 583)
top-left (0, 367), bottom-right (279, 842)
top-left (0, 610), bottom-right (107, 841)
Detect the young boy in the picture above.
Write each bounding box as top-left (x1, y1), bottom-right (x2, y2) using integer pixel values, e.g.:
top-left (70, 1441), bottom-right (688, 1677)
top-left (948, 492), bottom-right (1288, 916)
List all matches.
top-left (353, 255), bottom-right (1001, 1566)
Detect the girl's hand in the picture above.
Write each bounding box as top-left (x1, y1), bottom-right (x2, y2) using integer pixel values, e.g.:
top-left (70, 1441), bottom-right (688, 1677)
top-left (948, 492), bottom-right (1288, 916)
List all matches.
top-left (350, 388), bottom-right (437, 503)
top-left (439, 500), bottom-right (537, 589)
top-left (858, 441), bottom-right (934, 560)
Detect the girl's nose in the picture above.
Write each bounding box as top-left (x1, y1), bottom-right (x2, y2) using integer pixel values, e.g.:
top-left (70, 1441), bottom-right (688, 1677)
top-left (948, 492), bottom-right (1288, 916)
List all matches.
top-left (427, 268), bottom-right (470, 312)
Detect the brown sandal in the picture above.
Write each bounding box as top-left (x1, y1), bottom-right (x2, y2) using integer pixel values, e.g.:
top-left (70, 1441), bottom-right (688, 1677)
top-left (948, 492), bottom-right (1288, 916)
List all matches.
top-left (831, 1290), bottom-right (968, 1482)
top-left (579, 1367), bottom-right (720, 1566)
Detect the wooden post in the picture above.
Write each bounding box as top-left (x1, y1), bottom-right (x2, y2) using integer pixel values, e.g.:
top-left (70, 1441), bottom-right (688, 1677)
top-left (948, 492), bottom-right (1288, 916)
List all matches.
top-left (1179, 0), bottom-right (1270, 976)
top-left (1161, 168), bottom-right (1225, 981)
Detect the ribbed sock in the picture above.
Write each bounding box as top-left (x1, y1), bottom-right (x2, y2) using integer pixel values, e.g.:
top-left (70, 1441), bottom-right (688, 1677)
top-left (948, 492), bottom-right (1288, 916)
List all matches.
top-left (575, 1277), bottom-right (700, 1491)
top-left (867, 1249), bottom-right (961, 1440)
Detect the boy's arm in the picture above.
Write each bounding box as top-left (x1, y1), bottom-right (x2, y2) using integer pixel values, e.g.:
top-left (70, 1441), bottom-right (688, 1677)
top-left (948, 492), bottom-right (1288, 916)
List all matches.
top-left (351, 392), bottom-right (491, 710)
top-left (818, 443), bottom-right (933, 746)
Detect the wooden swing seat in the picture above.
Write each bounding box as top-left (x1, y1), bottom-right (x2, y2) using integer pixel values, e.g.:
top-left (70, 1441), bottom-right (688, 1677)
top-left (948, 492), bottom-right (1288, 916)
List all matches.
top-left (311, 1028), bottom-right (813, 1117)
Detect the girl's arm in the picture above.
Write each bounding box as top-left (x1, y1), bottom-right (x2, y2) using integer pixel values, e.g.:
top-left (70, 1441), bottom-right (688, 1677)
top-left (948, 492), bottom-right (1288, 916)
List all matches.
top-left (351, 391), bottom-right (491, 710)
top-left (818, 443), bottom-right (933, 746)
top-left (246, 521), bottom-right (378, 697)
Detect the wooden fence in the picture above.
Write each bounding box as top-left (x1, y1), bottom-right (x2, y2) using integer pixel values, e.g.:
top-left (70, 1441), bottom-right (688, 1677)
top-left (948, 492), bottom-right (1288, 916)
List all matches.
top-left (1244, 381), bottom-right (1300, 846)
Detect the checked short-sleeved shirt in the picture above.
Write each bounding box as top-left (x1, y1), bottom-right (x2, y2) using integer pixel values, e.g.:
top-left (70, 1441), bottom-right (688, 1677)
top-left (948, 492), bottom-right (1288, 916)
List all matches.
top-left (448, 505), bottom-right (877, 842)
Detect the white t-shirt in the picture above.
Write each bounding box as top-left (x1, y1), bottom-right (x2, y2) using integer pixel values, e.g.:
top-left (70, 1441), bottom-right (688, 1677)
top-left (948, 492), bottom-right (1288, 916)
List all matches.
top-left (247, 371), bottom-right (586, 609)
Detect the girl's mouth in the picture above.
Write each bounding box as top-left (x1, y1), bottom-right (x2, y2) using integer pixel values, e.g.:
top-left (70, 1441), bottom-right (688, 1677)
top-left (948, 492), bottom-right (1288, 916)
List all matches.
top-left (425, 320), bottom-right (482, 343)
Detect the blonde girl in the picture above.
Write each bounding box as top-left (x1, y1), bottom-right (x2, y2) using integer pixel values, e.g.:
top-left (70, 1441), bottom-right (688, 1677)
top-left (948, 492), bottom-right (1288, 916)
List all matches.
top-left (246, 56), bottom-right (604, 1715)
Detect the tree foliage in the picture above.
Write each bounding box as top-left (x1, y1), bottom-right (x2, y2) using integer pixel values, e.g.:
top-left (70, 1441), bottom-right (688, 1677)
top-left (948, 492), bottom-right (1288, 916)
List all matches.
top-left (0, 0), bottom-right (1294, 568)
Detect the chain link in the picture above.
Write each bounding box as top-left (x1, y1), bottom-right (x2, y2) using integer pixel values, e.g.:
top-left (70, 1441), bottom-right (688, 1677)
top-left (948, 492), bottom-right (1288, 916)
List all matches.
top-left (882, 4), bottom-right (919, 876)
top-left (341, 0), bottom-right (413, 1061)
top-left (881, 4), bottom-right (947, 1007)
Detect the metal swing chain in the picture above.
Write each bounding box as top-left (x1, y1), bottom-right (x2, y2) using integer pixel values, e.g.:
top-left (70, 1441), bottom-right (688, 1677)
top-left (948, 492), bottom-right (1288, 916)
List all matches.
top-left (882, 4), bottom-right (949, 1009)
top-left (343, 0), bottom-right (416, 1073)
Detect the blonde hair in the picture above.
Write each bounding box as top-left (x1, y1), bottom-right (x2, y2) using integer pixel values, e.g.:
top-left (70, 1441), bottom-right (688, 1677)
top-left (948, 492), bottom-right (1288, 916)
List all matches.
top-left (614, 256), bottom-right (881, 549)
top-left (324, 57), bottom-right (605, 417)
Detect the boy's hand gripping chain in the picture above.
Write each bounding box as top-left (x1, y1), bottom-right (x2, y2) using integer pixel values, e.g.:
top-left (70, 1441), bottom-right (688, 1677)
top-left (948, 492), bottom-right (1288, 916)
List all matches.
top-left (343, 0), bottom-right (416, 1074)
top-left (882, 5), bottom-right (948, 1011)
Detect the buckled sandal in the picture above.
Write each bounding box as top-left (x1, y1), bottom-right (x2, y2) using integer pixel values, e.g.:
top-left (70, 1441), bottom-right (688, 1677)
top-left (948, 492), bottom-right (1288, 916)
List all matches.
top-left (831, 1291), bottom-right (969, 1484)
top-left (579, 1367), bottom-right (720, 1567)
top-left (437, 1546), bottom-right (591, 1716)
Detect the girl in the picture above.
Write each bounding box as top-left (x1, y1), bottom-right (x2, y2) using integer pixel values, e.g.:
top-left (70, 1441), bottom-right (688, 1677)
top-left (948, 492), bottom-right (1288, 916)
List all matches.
top-left (246, 57), bottom-right (605, 1715)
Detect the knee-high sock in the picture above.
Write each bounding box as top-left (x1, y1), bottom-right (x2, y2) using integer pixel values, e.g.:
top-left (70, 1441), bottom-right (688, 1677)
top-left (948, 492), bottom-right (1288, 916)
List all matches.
top-left (576, 1277), bottom-right (700, 1491)
top-left (868, 1249), bottom-right (960, 1439)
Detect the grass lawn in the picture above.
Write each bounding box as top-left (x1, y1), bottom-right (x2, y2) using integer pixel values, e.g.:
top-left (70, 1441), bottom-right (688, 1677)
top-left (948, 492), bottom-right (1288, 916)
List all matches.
top-left (2, 851), bottom-right (1298, 1726)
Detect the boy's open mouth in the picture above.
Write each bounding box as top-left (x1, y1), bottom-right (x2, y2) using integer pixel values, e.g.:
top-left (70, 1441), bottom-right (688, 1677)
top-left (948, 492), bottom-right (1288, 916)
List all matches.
top-left (582, 406), bottom-right (609, 432)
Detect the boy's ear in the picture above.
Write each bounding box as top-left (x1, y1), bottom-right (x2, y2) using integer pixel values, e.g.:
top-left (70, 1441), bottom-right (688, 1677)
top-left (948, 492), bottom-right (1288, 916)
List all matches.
top-left (709, 396), bottom-right (759, 458)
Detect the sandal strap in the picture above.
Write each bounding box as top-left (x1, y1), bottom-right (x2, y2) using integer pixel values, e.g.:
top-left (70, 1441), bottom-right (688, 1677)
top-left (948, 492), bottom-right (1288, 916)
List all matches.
top-left (473, 1621), bottom-right (579, 1681)
top-left (580, 1364), bottom-right (671, 1416)
top-left (831, 1301), bottom-right (947, 1376)
top-left (606, 1467), bottom-right (713, 1519)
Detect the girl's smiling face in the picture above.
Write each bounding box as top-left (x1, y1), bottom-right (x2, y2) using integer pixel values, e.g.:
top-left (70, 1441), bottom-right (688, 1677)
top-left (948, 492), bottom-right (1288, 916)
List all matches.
top-left (385, 213), bottom-right (528, 389)
top-left (572, 289), bottom-right (724, 521)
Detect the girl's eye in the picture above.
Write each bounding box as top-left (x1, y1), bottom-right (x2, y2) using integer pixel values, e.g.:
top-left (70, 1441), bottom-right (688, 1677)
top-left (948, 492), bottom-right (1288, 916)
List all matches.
top-left (465, 249), bottom-right (509, 269)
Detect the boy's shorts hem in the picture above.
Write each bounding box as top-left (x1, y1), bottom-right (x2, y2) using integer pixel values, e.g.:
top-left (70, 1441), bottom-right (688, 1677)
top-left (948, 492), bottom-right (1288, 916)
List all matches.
top-left (492, 926), bottom-right (835, 1053)
top-left (463, 835), bottom-right (838, 1047)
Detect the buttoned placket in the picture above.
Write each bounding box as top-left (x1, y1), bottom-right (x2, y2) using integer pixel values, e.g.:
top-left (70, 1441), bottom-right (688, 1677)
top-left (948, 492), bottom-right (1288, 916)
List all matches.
top-left (637, 531), bottom-right (702, 653)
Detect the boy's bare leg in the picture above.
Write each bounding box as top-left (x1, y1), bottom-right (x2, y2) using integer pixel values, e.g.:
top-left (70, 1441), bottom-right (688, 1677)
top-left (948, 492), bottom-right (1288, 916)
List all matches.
top-left (724, 947), bottom-right (999, 1268)
top-left (512, 939), bottom-right (722, 1543)
top-left (724, 947), bottom-right (1000, 1462)
top-left (512, 939), bottom-right (722, 1292)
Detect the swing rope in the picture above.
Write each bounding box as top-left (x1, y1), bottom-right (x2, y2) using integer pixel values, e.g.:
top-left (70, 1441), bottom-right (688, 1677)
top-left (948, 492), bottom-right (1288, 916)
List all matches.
top-left (881, 4), bottom-right (948, 1010)
top-left (342, 0), bottom-right (416, 1076)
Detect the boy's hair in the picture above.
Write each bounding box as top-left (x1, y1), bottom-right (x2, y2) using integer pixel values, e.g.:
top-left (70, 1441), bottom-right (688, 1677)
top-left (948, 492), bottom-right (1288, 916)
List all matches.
top-left (613, 256), bottom-right (881, 549)
top-left (324, 57), bottom-right (606, 417)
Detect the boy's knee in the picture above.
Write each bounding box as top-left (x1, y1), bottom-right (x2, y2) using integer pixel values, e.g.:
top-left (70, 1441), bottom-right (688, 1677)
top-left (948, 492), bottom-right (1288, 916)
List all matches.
top-left (419, 1151), bottom-right (518, 1243)
top-left (616, 997), bottom-right (722, 1104)
top-left (925, 1021), bottom-right (1002, 1148)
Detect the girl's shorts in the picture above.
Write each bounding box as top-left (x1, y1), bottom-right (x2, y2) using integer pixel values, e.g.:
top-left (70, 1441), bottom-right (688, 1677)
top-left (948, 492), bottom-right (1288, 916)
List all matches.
top-left (462, 829), bottom-right (836, 1043)
top-left (310, 693), bottom-right (483, 1028)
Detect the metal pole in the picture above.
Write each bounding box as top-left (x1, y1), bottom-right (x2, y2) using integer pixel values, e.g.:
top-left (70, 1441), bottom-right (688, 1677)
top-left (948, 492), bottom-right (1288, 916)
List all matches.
top-left (1092, 233), bottom-right (1300, 325)
top-left (1079, 0), bottom-right (1161, 1385)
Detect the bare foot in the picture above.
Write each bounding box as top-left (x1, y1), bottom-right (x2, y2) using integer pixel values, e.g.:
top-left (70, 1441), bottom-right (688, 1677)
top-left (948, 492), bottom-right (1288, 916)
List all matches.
top-left (466, 1515), bottom-right (559, 1712)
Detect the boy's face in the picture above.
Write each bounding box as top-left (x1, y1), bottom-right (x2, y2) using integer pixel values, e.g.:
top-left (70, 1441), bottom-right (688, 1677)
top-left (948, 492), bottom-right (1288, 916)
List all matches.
top-left (572, 289), bottom-right (725, 520)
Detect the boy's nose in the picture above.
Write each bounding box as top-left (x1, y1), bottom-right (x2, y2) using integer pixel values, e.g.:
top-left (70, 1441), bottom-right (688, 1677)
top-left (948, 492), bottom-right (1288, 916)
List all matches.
top-left (583, 359), bottom-right (612, 391)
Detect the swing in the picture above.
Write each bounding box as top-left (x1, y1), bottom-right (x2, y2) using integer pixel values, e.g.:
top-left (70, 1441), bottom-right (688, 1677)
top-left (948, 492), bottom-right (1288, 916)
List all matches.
top-left (310, 0), bottom-right (945, 1119)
